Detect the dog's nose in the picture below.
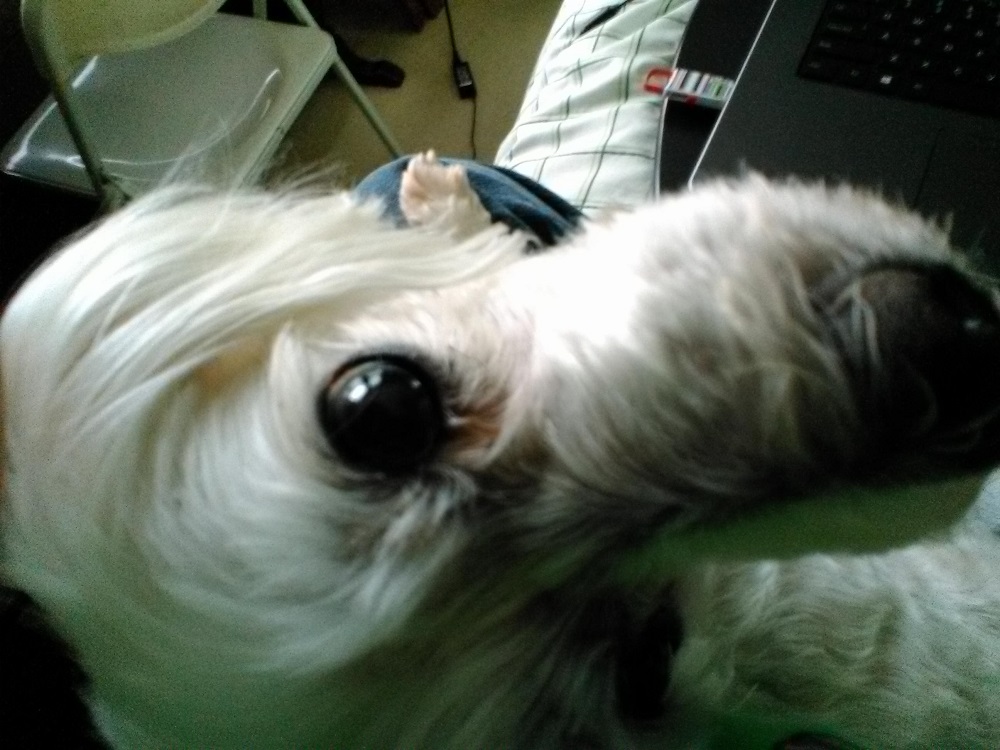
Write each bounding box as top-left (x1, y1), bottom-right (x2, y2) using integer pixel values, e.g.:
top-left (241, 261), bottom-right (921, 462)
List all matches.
top-left (818, 263), bottom-right (1000, 472)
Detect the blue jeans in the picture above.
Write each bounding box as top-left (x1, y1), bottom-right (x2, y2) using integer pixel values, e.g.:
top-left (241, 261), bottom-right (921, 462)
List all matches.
top-left (355, 157), bottom-right (583, 249)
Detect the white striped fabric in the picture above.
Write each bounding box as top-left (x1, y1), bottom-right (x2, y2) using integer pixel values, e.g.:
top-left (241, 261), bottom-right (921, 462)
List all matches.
top-left (495, 0), bottom-right (697, 214)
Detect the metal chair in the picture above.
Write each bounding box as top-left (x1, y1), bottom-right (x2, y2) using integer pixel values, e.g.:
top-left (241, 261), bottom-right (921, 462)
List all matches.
top-left (2, 0), bottom-right (403, 207)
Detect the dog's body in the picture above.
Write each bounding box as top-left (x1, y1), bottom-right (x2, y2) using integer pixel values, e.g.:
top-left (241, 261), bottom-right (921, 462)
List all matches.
top-left (2, 156), bottom-right (1000, 748)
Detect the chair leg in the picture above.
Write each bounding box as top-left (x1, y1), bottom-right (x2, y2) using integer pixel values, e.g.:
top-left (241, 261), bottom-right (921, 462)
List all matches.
top-left (51, 79), bottom-right (128, 210)
top-left (327, 54), bottom-right (404, 157)
top-left (281, 0), bottom-right (404, 158)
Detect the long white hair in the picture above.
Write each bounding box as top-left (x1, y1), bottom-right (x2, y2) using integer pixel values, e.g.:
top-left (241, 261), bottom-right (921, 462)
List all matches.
top-left (1, 185), bottom-right (528, 746)
top-left (3, 176), bottom-right (1000, 748)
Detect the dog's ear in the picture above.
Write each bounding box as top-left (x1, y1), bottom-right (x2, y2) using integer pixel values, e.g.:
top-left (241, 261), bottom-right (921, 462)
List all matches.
top-left (819, 263), bottom-right (1000, 471)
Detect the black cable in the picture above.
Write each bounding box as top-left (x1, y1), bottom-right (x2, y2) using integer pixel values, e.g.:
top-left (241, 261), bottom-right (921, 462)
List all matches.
top-left (469, 96), bottom-right (478, 160)
top-left (443, 0), bottom-right (460, 56)
top-left (443, 0), bottom-right (478, 158)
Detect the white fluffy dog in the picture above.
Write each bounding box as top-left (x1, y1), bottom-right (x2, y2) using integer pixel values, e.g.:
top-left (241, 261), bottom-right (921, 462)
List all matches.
top-left (3, 154), bottom-right (1000, 749)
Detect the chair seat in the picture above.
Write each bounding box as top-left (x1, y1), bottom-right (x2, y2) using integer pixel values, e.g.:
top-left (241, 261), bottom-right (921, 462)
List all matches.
top-left (2, 13), bottom-right (334, 196)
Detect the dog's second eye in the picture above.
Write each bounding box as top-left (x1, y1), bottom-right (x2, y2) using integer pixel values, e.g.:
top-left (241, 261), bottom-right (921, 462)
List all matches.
top-left (318, 355), bottom-right (445, 475)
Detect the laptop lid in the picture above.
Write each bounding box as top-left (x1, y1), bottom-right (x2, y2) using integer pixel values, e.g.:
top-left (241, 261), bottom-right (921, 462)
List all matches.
top-left (691, 0), bottom-right (1000, 273)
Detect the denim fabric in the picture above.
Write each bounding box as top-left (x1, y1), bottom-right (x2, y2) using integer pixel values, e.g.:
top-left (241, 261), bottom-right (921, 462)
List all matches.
top-left (355, 157), bottom-right (583, 249)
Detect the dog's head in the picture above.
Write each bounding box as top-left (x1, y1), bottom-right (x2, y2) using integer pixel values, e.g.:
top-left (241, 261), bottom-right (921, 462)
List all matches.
top-left (2, 178), bottom-right (999, 747)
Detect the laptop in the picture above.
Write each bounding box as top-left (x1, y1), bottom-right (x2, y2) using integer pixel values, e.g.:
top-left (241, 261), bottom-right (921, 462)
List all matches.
top-left (690, 0), bottom-right (1000, 273)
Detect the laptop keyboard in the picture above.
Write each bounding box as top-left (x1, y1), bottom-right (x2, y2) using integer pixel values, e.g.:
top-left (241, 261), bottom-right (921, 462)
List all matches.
top-left (799, 0), bottom-right (1000, 118)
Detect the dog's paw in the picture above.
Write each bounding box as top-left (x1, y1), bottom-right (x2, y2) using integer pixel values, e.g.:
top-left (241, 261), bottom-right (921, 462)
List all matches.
top-left (400, 151), bottom-right (492, 239)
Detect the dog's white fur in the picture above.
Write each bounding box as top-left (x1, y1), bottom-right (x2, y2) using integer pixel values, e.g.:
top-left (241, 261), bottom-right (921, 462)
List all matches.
top-left (2, 157), bottom-right (1000, 748)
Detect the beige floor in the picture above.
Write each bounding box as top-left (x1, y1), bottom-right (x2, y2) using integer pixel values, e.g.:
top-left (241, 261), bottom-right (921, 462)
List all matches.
top-left (272, 0), bottom-right (563, 187)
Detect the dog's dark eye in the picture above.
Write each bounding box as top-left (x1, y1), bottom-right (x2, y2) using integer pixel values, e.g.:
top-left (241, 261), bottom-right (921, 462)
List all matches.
top-left (318, 355), bottom-right (445, 475)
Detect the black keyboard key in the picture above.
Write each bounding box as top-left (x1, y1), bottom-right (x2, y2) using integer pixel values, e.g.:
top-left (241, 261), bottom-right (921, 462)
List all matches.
top-left (946, 63), bottom-right (973, 83)
top-left (814, 36), bottom-right (879, 62)
top-left (970, 47), bottom-right (996, 66)
top-left (885, 50), bottom-right (909, 67)
top-left (799, 0), bottom-right (1000, 120)
top-left (870, 69), bottom-right (904, 92)
top-left (955, 4), bottom-right (979, 23)
top-left (871, 9), bottom-right (900, 25)
top-left (870, 27), bottom-right (900, 45)
top-left (800, 54), bottom-right (845, 81)
top-left (938, 39), bottom-right (961, 57)
top-left (841, 63), bottom-right (871, 85)
top-left (822, 19), bottom-right (871, 38)
top-left (828, 1), bottom-right (870, 21)
top-left (901, 77), bottom-right (932, 99)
